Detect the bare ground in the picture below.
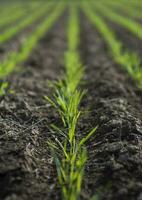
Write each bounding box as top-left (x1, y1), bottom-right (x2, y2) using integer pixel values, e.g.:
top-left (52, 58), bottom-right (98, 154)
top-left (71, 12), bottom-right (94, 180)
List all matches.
top-left (0, 12), bottom-right (142, 200)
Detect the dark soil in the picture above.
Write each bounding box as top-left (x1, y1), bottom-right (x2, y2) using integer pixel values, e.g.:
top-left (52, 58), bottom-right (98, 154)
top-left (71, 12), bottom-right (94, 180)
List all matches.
top-left (0, 6), bottom-right (54, 61)
top-left (102, 5), bottom-right (142, 24)
top-left (80, 15), bottom-right (142, 200)
top-left (0, 15), bottom-right (67, 200)
top-left (0, 5), bottom-right (35, 32)
top-left (1, 9), bottom-right (142, 200)
top-left (106, 20), bottom-right (142, 59)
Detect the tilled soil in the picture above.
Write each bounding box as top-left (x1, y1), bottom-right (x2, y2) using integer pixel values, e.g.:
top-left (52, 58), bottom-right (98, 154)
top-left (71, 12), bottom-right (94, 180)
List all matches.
top-left (0, 11), bottom-right (142, 200)
top-left (0, 7), bottom-right (54, 61)
top-left (0, 15), bottom-right (67, 200)
top-left (80, 16), bottom-right (142, 200)
top-left (0, 6), bottom-right (33, 32)
top-left (106, 20), bottom-right (142, 59)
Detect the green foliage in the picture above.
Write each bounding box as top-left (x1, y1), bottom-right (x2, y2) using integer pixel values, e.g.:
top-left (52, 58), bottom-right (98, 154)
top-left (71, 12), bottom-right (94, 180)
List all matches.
top-left (0, 2), bottom-right (53, 43)
top-left (0, 3), bottom-right (21, 17)
top-left (0, 3), bottom-right (65, 78)
top-left (45, 4), bottom-right (97, 200)
top-left (102, 0), bottom-right (142, 19)
top-left (0, 2), bottom-right (39, 29)
top-left (94, 3), bottom-right (142, 39)
top-left (90, 194), bottom-right (100, 200)
top-left (82, 2), bottom-right (142, 88)
top-left (0, 82), bottom-right (8, 96)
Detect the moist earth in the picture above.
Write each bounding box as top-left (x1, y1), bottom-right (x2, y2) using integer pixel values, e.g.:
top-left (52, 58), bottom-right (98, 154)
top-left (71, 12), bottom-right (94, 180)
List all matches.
top-left (0, 15), bottom-right (67, 200)
top-left (80, 15), bottom-right (142, 200)
top-left (0, 12), bottom-right (142, 200)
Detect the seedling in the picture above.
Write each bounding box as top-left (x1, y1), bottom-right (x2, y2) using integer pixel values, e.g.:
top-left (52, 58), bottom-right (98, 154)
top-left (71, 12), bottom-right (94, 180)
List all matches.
top-left (0, 82), bottom-right (9, 96)
top-left (46, 4), bottom-right (97, 200)
top-left (0, 3), bottom-right (65, 79)
top-left (82, 2), bottom-right (142, 88)
top-left (94, 3), bottom-right (142, 39)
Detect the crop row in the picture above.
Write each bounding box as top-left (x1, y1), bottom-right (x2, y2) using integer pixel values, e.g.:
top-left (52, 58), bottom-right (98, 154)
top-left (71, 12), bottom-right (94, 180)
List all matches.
top-left (0, 3), bottom-right (65, 95)
top-left (0, 2), bottom-right (26, 17)
top-left (0, 1), bottom-right (41, 20)
top-left (0, 2), bottom-right (98, 199)
top-left (0, 2), bottom-right (41, 29)
top-left (1, 1), bottom-right (142, 199)
top-left (0, 2), bottom-right (55, 44)
top-left (45, 4), bottom-right (97, 200)
top-left (93, 3), bottom-right (142, 39)
top-left (101, 0), bottom-right (142, 7)
top-left (102, 0), bottom-right (142, 19)
top-left (82, 2), bottom-right (142, 88)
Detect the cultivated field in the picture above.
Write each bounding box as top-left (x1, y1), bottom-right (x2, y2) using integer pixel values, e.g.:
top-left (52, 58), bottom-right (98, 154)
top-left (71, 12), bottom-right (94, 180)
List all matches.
top-left (0, 0), bottom-right (142, 200)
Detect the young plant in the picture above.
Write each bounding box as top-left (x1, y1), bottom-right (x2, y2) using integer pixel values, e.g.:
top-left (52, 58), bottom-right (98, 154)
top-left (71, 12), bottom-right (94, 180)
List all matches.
top-left (45, 4), bottom-right (97, 200)
top-left (0, 82), bottom-right (8, 96)
top-left (0, 3), bottom-right (65, 79)
top-left (0, 2), bottom-right (40, 29)
top-left (82, 2), bottom-right (142, 88)
top-left (0, 2), bottom-right (54, 43)
top-left (94, 2), bottom-right (142, 39)
top-left (102, 0), bottom-right (142, 19)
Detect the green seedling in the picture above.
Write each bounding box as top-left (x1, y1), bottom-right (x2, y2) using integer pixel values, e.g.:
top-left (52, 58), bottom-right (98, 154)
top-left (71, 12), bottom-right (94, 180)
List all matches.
top-left (102, 0), bottom-right (142, 19)
top-left (0, 82), bottom-right (8, 96)
top-left (0, 3), bottom-right (65, 79)
top-left (94, 3), bottom-right (142, 39)
top-left (0, 2), bottom-right (39, 29)
top-left (82, 2), bottom-right (142, 88)
top-left (0, 2), bottom-right (54, 43)
top-left (46, 4), bottom-right (97, 200)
